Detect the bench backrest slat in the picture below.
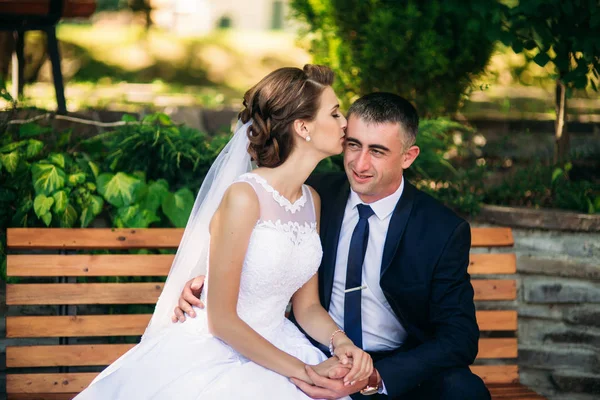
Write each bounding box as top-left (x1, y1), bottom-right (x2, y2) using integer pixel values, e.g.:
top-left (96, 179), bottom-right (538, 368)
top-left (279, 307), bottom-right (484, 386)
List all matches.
top-left (7, 253), bottom-right (516, 277)
top-left (6, 280), bottom-right (516, 305)
top-left (7, 228), bottom-right (183, 249)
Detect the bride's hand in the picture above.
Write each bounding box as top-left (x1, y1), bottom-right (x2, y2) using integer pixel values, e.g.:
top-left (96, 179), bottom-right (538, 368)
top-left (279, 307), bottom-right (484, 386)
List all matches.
top-left (333, 341), bottom-right (373, 386)
top-left (171, 276), bottom-right (205, 322)
top-left (311, 356), bottom-right (352, 379)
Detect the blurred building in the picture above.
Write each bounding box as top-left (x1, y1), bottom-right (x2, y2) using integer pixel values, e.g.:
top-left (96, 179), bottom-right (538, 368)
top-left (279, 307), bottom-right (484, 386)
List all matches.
top-left (151, 0), bottom-right (294, 35)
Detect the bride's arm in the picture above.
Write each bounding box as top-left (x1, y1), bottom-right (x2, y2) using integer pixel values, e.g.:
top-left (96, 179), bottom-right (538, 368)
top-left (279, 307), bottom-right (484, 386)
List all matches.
top-left (206, 182), bottom-right (313, 384)
top-left (291, 187), bottom-right (373, 385)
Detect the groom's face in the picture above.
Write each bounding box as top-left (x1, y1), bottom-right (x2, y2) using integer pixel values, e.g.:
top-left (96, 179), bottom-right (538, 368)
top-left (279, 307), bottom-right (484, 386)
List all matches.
top-left (343, 115), bottom-right (414, 203)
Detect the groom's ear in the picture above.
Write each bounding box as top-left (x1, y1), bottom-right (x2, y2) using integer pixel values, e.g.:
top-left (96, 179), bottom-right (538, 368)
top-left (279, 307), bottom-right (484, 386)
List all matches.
top-left (401, 145), bottom-right (420, 169)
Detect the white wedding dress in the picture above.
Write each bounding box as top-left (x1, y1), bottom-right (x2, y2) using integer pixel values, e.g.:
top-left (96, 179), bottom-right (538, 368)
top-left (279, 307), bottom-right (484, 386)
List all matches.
top-left (75, 172), bottom-right (351, 400)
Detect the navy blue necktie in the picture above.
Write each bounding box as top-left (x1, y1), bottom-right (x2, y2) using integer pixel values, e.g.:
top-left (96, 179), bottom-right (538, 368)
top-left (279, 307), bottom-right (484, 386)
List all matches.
top-left (344, 204), bottom-right (374, 349)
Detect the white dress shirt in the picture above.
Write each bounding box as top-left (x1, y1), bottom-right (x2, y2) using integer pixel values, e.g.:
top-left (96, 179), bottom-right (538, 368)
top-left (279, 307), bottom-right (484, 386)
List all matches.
top-left (328, 179), bottom-right (407, 393)
top-left (328, 178), bottom-right (407, 350)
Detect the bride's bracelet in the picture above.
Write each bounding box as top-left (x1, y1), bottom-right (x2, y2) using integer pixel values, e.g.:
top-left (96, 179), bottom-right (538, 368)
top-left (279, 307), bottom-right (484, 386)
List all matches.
top-left (328, 329), bottom-right (345, 355)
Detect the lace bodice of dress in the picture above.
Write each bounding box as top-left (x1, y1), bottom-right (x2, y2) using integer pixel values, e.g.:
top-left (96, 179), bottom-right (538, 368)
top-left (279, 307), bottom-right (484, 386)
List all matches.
top-left (203, 173), bottom-right (323, 341)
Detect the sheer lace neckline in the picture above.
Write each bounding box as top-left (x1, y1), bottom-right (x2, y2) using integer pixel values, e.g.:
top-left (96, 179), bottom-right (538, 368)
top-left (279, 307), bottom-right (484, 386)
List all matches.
top-left (243, 172), bottom-right (307, 214)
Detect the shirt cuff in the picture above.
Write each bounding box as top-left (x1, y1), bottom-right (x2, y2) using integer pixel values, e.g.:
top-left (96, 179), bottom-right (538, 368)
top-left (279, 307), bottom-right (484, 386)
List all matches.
top-left (379, 379), bottom-right (387, 395)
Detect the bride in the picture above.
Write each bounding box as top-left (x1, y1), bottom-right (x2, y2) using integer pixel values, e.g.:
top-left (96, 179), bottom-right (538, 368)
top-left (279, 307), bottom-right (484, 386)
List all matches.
top-left (74, 64), bottom-right (373, 399)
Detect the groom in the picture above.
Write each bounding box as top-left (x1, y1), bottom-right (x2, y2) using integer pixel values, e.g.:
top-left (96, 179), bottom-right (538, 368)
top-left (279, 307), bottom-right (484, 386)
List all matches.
top-left (173, 93), bottom-right (490, 399)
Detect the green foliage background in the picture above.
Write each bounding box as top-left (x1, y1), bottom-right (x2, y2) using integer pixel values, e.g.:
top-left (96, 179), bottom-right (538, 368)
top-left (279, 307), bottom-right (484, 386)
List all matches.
top-left (290, 0), bottom-right (506, 116)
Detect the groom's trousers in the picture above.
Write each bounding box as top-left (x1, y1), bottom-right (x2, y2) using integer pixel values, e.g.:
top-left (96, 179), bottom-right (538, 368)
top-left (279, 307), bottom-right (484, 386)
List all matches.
top-left (350, 348), bottom-right (491, 400)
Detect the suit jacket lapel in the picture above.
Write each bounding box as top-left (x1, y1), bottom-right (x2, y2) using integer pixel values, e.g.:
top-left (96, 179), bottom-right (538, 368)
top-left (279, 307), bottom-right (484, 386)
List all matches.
top-left (380, 180), bottom-right (416, 277)
top-left (320, 179), bottom-right (350, 310)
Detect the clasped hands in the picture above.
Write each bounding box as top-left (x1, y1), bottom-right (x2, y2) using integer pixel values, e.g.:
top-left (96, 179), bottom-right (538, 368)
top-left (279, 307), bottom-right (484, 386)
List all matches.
top-left (294, 355), bottom-right (371, 400)
top-left (172, 277), bottom-right (373, 399)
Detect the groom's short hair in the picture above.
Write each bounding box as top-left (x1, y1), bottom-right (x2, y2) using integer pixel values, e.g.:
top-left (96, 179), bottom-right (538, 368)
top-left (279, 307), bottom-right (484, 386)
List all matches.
top-left (347, 92), bottom-right (419, 146)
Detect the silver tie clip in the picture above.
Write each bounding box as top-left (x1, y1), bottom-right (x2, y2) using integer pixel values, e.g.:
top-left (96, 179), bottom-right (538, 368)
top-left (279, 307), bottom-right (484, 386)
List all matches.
top-left (344, 285), bottom-right (367, 294)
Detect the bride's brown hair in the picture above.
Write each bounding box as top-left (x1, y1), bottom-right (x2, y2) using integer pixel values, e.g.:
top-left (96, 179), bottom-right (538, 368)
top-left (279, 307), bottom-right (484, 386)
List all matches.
top-left (239, 64), bottom-right (334, 168)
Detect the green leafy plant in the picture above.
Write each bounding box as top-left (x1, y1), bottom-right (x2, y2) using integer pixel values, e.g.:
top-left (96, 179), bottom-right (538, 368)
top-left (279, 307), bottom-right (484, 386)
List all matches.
top-left (82, 113), bottom-right (223, 192)
top-left (486, 161), bottom-right (599, 213)
top-left (31, 152), bottom-right (103, 227)
top-left (0, 125), bottom-right (47, 283)
top-left (291, 0), bottom-right (506, 115)
top-left (502, 0), bottom-right (600, 163)
top-left (408, 118), bottom-right (487, 215)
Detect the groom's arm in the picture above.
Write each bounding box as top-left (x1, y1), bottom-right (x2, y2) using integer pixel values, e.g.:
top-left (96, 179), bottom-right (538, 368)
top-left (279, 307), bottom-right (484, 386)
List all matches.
top-left (375, 220), bottom-right (478, 397)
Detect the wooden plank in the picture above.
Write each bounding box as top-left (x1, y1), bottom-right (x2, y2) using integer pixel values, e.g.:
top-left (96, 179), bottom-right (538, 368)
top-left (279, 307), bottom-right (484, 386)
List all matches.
top-left (473, 280), bottom-right (516, 300)
top-left (6, 280), bottom-right (513, 305)
top-left (469, 254), bottom-right (516, 275)
top-left (8, 227), bottom-right (513, 249)
top-left (471, 228), bottom-right (514, 247)
top-left (487, 383), bottom-right (547, 399)
top-left (6, 369), bottom-right (522, 394)
top-left (8, 394), bottom-right (76, 400)
top-left (6, 283), bottom-right (163, 305)
top-left (7, 228), bottom-right (183, 250)
top-left (476, 338), bottom-right (518, 359)
top-left (6, 373), bottom-right (96, 393)
top-left (472, 365), bottom-right (519, 384)
top-left (7, 344), bottom-right (134, 367)
top-left (0, 1), bottom-right (96, 18)
top-left (7, 254), bottom-right (174, 277)
top-left (476, 310), bottom-right (518, 331)
top-left (6, 314), bottom-right (151, 338)
top-left (6, 311), bottom-right (517, 339)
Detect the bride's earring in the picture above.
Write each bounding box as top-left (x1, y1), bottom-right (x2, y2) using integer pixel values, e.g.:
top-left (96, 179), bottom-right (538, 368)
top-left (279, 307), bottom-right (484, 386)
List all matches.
top-left (306, 135), bottom-right (311, 142)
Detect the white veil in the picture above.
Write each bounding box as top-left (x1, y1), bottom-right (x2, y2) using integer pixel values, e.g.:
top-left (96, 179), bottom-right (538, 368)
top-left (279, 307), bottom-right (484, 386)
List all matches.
top-left (142, 119), bottom-right (253, 340)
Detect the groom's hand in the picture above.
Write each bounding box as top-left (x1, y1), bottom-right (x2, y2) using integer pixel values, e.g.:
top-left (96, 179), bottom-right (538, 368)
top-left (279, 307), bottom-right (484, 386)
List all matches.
top-left (171, 276), bottom-right (205, 322)
top-left (291, 365), bottom-right (367, 399)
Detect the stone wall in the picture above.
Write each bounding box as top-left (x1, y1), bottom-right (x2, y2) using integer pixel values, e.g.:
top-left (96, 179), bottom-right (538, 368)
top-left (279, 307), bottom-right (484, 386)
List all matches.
top-left (473, 212), bottom-right (600, 399)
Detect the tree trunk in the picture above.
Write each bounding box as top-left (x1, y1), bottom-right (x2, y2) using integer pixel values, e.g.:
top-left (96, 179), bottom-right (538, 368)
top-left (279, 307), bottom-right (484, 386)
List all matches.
top-left (554, 78), bottom-right (569, 164)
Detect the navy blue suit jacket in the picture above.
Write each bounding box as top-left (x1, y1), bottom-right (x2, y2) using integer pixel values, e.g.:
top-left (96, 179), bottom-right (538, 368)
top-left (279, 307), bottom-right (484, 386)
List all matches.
top-left (306, 173), bottom-right (479, 398)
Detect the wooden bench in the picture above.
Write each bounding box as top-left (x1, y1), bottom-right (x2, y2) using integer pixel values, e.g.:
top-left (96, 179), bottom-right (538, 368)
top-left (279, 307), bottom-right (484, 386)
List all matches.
top-left (0, 0), bottom-right (97, 113)
top-left (3, 227), bottom-right (546, 399)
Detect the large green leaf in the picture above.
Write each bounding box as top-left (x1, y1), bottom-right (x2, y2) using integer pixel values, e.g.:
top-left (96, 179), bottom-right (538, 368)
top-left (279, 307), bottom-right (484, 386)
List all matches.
top-left (0, 141), bottom-right (26, 153)
top-left (115, 204), bottom-right (160, 228)
top-left (52, 190), bottom-right (68, 214)
top-left (19, 123), bottom-right (51, 138)
top-left (33, 194), bottom-right (55, 218)
top-left (40, 212), bottom-right (52, 227)
top-left (68, 172), bottom-right (87, 186)
top-left (88, 161), bottom-right (100, 178)
top-left (31, 162), bottom-right (66, 195)
top-left (0, 151), bottom-right (20, 174)
top-left (143, 179), bottom-right (170, 213)
top-left (90, 194), bottom-right (104, 214)
top-left (97, 172), bottom-right (141, 208)
top-left (25, 140), bottom-right (44, 159)
top-left (59, 204), bottom-right (78, 228)
top-left (47, 153), bottom-right (66, 169)
top-left (79, 195), bottom-right (103, 228)
top-left (533, 52), bottom-right (550, 67)
top-left (162, 188), bottom-right (194, 227)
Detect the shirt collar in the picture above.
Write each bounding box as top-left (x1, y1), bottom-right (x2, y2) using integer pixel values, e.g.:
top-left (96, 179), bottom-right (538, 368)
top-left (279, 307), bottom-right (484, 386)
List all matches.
top-left (348, 178), bottom-right (405, 220)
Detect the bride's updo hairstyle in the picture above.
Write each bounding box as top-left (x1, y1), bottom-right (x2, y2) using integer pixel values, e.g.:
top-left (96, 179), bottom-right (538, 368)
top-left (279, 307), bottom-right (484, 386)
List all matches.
top-left (239, 64), bottom-right (334, 168)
